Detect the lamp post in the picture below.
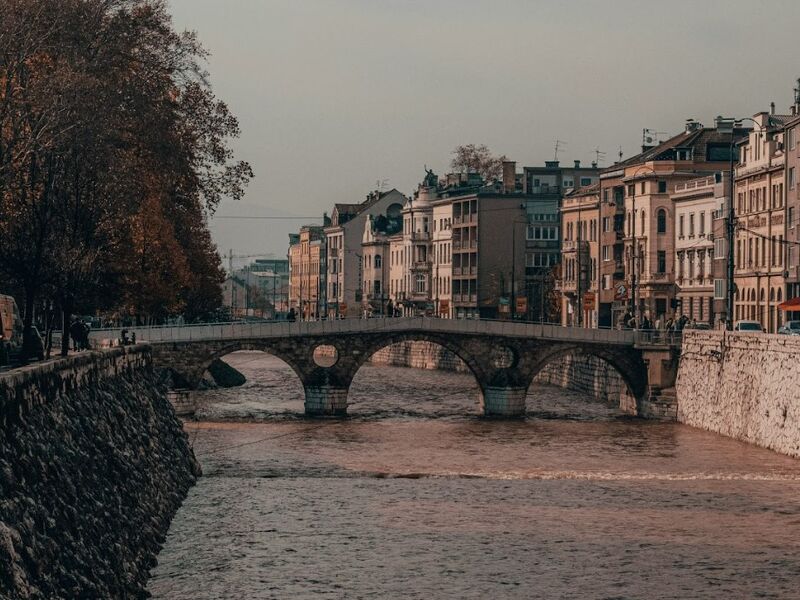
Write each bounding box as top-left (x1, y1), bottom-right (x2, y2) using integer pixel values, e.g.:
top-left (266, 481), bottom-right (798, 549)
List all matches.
top-left (628, 166), bottom-right (656, 328)
top-left (716, 116), bottom-right (763, 330)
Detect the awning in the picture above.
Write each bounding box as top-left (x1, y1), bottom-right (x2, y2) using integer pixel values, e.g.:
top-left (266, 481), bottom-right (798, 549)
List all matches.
top-left (778, 297), bottom-right (800, 311)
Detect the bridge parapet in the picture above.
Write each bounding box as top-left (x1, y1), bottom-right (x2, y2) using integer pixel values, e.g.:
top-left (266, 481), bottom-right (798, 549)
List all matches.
top-left (90, 317), bottom-right (677, 347)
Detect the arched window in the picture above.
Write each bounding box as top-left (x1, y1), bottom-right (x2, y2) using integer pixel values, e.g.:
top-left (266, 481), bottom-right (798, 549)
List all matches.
top-left (770, 288), bottom-right (775, 301)
top-left (657, 209), bottom-right (667, 234)
top-left (760, 288), bottom-right (765, 302)
top-left (375, 255), bottom-right (382, 268)
top-left (778, 288), bottom-right (783, 302)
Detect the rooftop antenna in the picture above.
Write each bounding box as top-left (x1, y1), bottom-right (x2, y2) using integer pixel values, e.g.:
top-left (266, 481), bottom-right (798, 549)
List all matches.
top-left (553, 140), bottom-right (566, 161)
top-left (593, 147), bottom-right (606, 166)
top-left (643, 128), bottom-right (668, 145)
top-left (375, 178), bottom-right (389, 192)
top-left (618, 146), bottom-right (624, 161)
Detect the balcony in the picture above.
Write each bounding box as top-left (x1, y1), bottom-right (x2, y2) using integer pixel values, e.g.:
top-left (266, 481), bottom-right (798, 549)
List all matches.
top-left (410, 231), bottom-right (430, 241)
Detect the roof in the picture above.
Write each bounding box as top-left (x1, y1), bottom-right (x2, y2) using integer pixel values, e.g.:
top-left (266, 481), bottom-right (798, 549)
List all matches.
top-left (564, 182), bottom-right (600, 197)
top-left (602, 124), bottom-right (748, 174)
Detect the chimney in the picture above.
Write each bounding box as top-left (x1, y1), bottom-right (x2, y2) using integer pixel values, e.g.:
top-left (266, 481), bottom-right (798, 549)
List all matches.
top-left (502, 160), bottom-right (516, 194)
top-left (771, 101), bottom-right (776, 115)
top-left (574, 160), bottom-right (581, 169)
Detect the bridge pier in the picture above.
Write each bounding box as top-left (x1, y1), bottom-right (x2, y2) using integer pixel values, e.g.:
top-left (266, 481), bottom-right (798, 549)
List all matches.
top-left (481, 386), bottom-right (527, 418)
top-left (304, 385), bottom-right (349, 417)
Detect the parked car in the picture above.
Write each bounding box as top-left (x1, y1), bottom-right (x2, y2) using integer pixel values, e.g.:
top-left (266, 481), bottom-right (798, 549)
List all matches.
top-left (777, 320), bottom-right (800, 336)
top-left (734, 320), bottom-right (764, 332)
top-left (686, 322), bottom-right (711, 330)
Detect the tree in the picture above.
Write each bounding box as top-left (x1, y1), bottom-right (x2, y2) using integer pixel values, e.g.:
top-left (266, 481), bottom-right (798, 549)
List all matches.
top-left (450, 144), bottom-right (507, 182)
top-left (0, 0), bottom-right (253, 353)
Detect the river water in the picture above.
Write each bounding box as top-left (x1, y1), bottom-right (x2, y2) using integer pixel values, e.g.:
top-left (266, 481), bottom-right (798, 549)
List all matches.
top-left (148, 351), bottom-right (800, 599)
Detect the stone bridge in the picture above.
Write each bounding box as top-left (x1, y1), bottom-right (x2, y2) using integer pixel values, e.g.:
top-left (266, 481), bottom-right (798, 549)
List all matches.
top-left (90, 318), bottom-right (680, 418)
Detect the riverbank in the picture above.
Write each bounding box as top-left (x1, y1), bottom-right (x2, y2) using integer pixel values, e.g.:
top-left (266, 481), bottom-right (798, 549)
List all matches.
top-left (0, 347), bottom-right (199, 599)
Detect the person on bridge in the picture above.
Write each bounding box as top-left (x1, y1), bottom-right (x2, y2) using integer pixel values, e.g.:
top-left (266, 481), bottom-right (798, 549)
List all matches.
top-left (287, 308), bottom-right (296, 322)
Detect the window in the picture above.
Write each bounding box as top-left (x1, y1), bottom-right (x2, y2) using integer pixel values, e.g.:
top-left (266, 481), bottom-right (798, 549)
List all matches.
top-left (714, 237), bottom-right (725, 258)
top-left (700, 212), bottom-right (705, 236)
top-left (415, 274), bottom-right (425, 293)
top-left (657, 250), bottom-right (666, 273)
top-left (640, 182), bottom-right (645, 194)
top-left (790, 167), bottom-right (796, 190)
top-left (689, 214), bottom-right (695, 237)
top-left (581, 177), bottom-right (592, 186)
top-left (790, 128), bottom-right (796, 150)
top-left (627, 184), bottom-right (635, 197)
top-left (602, 216), bottom-right (611, 232)
top-left (657, 209), bottom-right (667, 233)
top-left (603, 274), bottom-right (611, 290)
top-left (602, 245), bottom-right (610, 261)
top-left (374, 255), bottom-right (382, 268)
top-left (679, 215), bottom-right (684, 238)
top-left (658, 181), bottom-right (667, 193)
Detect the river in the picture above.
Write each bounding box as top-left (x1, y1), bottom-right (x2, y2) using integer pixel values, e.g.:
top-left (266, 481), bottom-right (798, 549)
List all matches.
top-left (148, 351), bottom-right (800, 599)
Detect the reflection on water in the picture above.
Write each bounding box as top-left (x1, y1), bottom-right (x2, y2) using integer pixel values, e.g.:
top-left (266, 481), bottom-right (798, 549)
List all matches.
top-left (149, 352), bottom-right (800, 599)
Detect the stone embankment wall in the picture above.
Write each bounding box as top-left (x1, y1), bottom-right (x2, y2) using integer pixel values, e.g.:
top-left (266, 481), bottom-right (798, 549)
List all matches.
top-left (533, 354), bottom-right (636, 412)
top-left (0, 347), bottom-right (199, 599)
top-left (368, 341), bottom-right (469, 373)
top-left (676, 331), bottom-right (800, 457)
top-left (368, 341), bottom-right (634, 410)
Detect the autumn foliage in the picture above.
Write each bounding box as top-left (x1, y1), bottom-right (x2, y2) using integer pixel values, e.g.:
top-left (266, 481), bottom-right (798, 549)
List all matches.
top-left (0, 0), bottom-right (252, 352)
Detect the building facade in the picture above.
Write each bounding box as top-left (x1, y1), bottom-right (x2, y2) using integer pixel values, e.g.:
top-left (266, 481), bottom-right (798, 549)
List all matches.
top-left (612, 120), bottom-right (745, 325)
top-left (672, 174), bottom-right (721, 325)
top-left (733, 111), bottom-right (790, 332)
top-left (782, 109), bottom-right (800, 317)
top-left (325, 189), bottom-right (406, 318)
top-left (558, 184), bottom-right (599, 326)
top-left (288, 226), bottom-right (325, 319)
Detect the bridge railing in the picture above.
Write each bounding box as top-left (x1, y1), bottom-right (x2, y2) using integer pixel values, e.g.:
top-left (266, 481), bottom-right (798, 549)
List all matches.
top-left (87, 317), bottom-right (681, 347)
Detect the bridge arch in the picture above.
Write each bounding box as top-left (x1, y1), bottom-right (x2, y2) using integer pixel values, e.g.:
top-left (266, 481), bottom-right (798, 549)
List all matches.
top-left (523, 343), bottom-right (648, 411)
top-left (196, 341), bottom-right (310, 389)
top-left (346, 332), bottom-right (485, 414)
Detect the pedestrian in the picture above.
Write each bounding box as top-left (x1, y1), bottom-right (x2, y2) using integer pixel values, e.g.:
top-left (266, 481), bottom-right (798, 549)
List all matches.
top-left (69, 319), bottom-right (83, 351)
top-left (287, 307), bottom-right (296, 322)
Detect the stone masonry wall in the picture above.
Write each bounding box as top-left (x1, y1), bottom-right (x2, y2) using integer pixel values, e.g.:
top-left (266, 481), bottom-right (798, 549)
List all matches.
top-left (676, 331), bottom-right (800, 457)
top-left (533, 353), bottom-right (637, 413)
top-left (368, 341), bottom-right (635, 412)
top-left (0, 346), bottom-right (200, 599)
top-left (368, 341), bottom-right (469, 373)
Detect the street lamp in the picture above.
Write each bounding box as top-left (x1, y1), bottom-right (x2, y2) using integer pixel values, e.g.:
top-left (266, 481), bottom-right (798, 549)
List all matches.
top-left (716, 116), bottom-right (763, 330)
top-left (628, 165), bottom-right (656, 328)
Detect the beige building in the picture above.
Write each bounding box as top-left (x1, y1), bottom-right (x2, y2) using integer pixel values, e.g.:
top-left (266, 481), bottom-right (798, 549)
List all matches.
top-left (672, 174), bottom-right (722, 325)
top-left (733, 111), bottom-right (790, 332)
top-left (782, 104), bottom-right (800, 317)
top-left (558, 184), bottom-right (600, 326)
top-left (325, 189), bottom-right (406, 318)
top-left (288, 226), bottom-right (325, 319)
top-left (615, 120), bottom-right (743, 324)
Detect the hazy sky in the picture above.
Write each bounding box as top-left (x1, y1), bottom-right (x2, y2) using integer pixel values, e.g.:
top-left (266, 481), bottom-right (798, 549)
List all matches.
top-left (168, 0), bottom-right (800, 265)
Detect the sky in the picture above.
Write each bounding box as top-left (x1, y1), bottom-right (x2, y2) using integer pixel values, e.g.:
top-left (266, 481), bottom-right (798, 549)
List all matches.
top-left (168, 0), bottom-right (800, 267)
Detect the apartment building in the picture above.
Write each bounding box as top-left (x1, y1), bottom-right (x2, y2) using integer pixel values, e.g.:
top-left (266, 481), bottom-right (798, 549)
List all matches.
top-left (783, 106), bottom-right (800, 317)
top-left (611, 119), bottom-right (746, 325)
top-left (523, 160), bottom-right (599, 321)
top-left (325, 189), bottom-right (406, 318)
top-left (558, 184), bottom-right (599, 326)
top-left (288, 226), bottom-right (325, 319)
top-left (672, 174), bottom-right (723, 325)
top-left (733, 110), bottom-right (790, 332)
